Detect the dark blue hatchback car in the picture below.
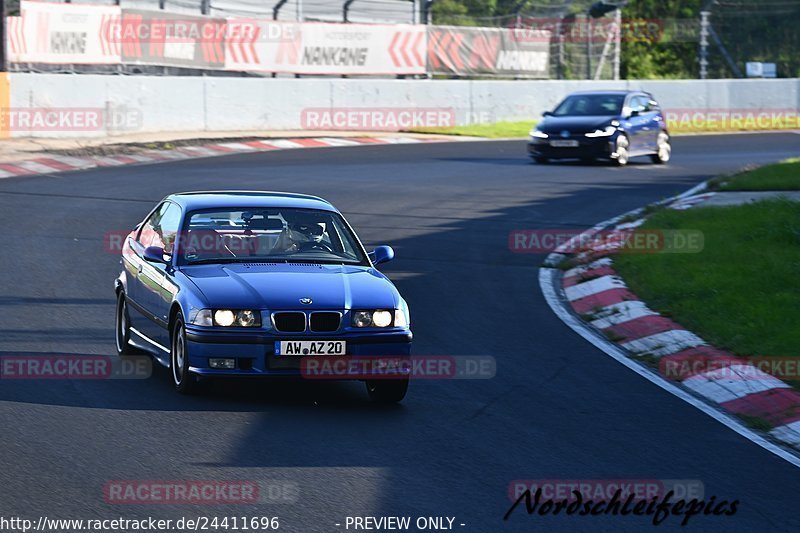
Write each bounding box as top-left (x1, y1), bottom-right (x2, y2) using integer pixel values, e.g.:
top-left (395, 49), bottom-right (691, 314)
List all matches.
top-left (115, 191), bottom-right (412, 402)
top-left (527, 90), bottom-right (671, 166)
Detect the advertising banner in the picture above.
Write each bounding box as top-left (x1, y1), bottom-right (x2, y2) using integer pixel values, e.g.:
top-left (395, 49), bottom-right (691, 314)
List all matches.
top-left (119, 10), bottom-right (226, 70)
top-left (427, 26), bottom-right (550, 78)
top-left (224, 21), bottom-right (426, 76)
top-left (17, 1), bottom-right (121, 64)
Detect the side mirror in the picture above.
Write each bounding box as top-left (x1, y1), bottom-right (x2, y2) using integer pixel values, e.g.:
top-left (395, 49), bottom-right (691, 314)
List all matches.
top-left (629, 109), bottom-right (640, 118)
top-left (143, 246), bottom-right (169, 264)
top-left (542, 111), bottom-right (553, 117)
top-left (369, 245), bottom-right (394, 266)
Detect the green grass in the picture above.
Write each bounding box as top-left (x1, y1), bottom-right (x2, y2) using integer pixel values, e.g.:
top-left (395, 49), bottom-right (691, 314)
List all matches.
top-left (406, 119), bottom-right (799, 139)
top-left (716, 158), bottom-right (800, 191)
top-left (405, 120), bottom-right (533, 138)
top-left (613, 199), bottom-right (800, 358)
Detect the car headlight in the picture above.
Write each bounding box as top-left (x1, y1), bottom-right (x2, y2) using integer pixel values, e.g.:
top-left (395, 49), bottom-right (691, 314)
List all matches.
top-left (529, 129), bottom-right (549, 139)
top-left (585, 125), bottom-right (618, 138)
top-left (351, 309), bottom-right (396, 328)
top-left (190, 309), bottom-right (261, 327)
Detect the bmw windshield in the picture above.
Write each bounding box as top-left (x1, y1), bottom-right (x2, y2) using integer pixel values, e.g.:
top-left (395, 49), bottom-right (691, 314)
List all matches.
top-left (179, 208), bottom-right (368, 266)
top-left (552, 94), bottom-right (625, 116)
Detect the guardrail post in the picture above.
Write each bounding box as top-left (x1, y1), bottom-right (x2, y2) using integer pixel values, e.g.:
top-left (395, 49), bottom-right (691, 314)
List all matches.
top-left (343, 0), bottom-right (356, 23)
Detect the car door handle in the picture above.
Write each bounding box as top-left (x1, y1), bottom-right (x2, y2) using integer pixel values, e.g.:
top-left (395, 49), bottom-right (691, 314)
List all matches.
top-left (138, 264), bottom-right (143, 274)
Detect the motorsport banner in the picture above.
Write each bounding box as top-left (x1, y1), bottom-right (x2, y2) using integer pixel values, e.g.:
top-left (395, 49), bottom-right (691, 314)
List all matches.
top-left (223, 20), bottom-right (426, 76)
top-left (119, 10), bottom-right (227, 70)
top-left (427, 26), bottom-right (550, 78)
top-left (14, 1), bottom-right (121, 64)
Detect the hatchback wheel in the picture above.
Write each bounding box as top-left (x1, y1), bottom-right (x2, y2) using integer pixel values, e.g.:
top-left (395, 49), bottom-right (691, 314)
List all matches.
top-left (613, 134), bottom-right (630, 166)
top-left (651, 132), bottom-right (671, 164)
top-left (171, 314), bottom-right (199, 394)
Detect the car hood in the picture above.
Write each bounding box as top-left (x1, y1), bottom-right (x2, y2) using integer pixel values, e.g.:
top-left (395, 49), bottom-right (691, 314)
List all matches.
top-left (538, 115), bottom-right (615, 134)
top-left (182, 262), bottom-right (399, 310)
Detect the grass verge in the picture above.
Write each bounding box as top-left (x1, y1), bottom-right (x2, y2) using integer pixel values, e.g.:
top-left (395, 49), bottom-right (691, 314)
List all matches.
top-left (406, 120), bottom-right (800, 139)
top-left (612, 198), bottom-right (800, 358)
top-left (405, 121), bottom-right (533, 138)
top-left (713, 158), bottom-right (800, 191)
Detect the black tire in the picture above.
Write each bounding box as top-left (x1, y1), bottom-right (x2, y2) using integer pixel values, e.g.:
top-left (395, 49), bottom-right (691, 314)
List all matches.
top-left (115, 292), bottom-right (142, 356)
top-left (650, 131), bottom-right (671, 164)
top-left (366, 377), bottom-right (409, 403)
top-left (532, 156), bottom-right (549, 164)
top-left (171, 314), bottom-right (199, 394)
top-left (613, 134), bottom-right (630, 166)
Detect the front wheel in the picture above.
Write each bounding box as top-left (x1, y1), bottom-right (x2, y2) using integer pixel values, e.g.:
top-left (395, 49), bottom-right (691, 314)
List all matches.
top-left (613, 134), bottom-right (630, 166)
top-left (171, 314), bottom-right (199, 394)
top-left (366, 377), bottom-right (409, 403)
top-left (650, 132), bottom-right (671, 164)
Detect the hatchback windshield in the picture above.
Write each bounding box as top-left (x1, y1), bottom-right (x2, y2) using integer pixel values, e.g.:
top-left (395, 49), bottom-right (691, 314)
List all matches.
top-left (179, 207), bottom-right (367, 265)
top-left (553, 94), bottom-right (625, 117)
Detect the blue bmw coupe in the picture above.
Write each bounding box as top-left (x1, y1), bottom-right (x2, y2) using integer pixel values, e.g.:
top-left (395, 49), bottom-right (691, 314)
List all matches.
top-left (115, 191), bottom-right (412, 402)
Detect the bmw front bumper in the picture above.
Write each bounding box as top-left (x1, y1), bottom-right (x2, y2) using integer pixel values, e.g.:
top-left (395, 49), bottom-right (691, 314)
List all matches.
top-left (184, 326), bottom-right (412, 377)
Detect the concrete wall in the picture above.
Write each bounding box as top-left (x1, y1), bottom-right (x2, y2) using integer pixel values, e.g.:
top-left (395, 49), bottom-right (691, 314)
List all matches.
top-left (8, 74), bottom-right (800, 138)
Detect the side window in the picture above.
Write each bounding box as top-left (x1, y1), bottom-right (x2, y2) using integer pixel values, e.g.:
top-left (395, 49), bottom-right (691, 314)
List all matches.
top-left (137, 203), bottom-right (169, 246)
top-left (138, 202), bottom-right (182, 254)
top-left (630, 96), bottom-right (647, 114)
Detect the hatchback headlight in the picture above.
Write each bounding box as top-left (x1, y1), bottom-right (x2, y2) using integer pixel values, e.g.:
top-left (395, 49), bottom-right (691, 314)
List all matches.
top-left (585, 126), bottom-right (617, 138)
top-left (190, 309), bottom-right (261, 327)
top-left (529, 129), bottom-right (549, 139)
top-left (351, 309), bottom-right (396, 328)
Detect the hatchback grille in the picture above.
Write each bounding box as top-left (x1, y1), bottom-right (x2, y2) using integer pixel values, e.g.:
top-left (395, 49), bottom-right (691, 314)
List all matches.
top-left (310, 312), bottom-right (341, 332)
top-left (272, 312), bottom-right (306, 332)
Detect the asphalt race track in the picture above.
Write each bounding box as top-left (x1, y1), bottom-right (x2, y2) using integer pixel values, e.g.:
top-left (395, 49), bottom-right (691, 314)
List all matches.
top-left (1, 133), bottom-right (800, 532)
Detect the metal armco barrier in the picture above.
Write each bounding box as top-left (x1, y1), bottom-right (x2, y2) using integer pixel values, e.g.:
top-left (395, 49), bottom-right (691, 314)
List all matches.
top-left (7, 1), bottom-right (550, 78)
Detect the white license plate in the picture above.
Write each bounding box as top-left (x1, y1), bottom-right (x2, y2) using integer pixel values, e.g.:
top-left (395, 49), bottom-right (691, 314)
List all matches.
top-left (550, 140), bottom-right (579, 148)
top-left (277, 340), bottom-right (346, 356)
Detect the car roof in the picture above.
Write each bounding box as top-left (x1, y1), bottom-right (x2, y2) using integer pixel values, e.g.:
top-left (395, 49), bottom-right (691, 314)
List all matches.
top-left (567, 90), bottom-right (652, 98)
top-left (165, 191), bottom-right (337, 212)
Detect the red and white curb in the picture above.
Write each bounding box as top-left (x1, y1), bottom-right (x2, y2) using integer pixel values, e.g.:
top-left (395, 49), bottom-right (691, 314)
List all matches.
top-left (541, 184), bottom-right (800, 466)
top-left (0, 135), bottom-right (448, 179)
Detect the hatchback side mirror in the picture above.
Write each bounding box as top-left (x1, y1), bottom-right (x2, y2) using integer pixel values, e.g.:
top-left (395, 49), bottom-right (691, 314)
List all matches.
top-left (143, 246), bottom-right (169, 264)
top-left (542, 111), bottom-right (553, 117)
top-left (369, 245), bottom-right (394, 266)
